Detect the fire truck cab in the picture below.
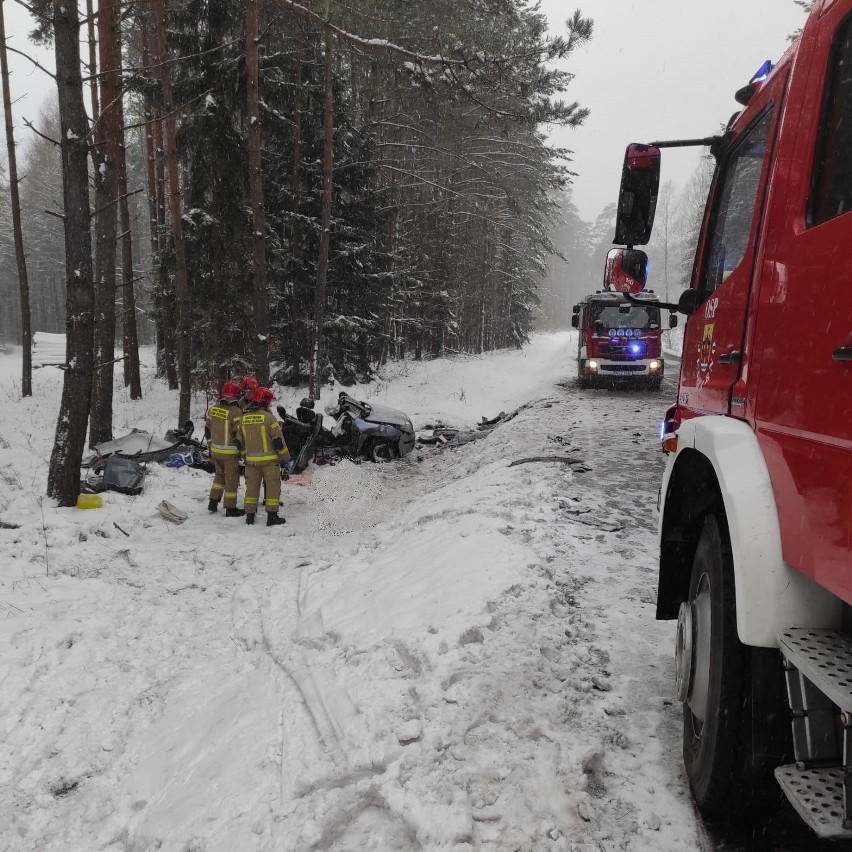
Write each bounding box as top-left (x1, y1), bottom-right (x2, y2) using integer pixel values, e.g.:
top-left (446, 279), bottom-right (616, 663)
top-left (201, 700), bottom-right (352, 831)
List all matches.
top-left (572, 290), bottom-right (671, 389)
top-left (613, 0), bottom-right (852, 837)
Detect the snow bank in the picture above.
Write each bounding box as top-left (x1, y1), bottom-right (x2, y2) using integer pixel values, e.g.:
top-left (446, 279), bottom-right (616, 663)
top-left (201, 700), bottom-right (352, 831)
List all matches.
top-left (0, 335), bottom-right (704, 851)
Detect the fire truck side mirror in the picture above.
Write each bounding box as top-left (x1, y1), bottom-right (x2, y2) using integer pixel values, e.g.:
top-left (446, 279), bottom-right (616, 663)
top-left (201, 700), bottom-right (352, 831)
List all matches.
top-left (614, 144), bottom-right (661, 247)
top-left (572, 304), bottom-right (581, 315)
top-left (604, 247), bottom-right (648, 292)
top-left (677, 288), bottom-right (700, 316)
top-left (669, 314), bottom-right (678, 328)
top-left (571, 314), bottom-right (579, 329)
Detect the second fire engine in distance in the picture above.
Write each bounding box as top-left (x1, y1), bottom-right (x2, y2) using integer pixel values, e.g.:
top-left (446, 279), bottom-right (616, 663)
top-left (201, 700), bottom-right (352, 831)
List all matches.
top-left (572, 289), bottom-right (676, 390)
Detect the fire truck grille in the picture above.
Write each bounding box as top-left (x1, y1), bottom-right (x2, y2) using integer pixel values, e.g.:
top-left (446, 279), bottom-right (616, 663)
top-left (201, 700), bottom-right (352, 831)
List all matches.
top-left (598, 343), bottom-right (645, 357)
top-left (599, 364), bottom-right (645, 373)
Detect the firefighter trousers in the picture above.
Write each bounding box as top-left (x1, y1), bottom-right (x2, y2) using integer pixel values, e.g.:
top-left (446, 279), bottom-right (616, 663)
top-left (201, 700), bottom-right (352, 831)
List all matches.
top-left (209, 453), bottom-right (240, 509)
top-left (244, 461), bottom-right (281, 516)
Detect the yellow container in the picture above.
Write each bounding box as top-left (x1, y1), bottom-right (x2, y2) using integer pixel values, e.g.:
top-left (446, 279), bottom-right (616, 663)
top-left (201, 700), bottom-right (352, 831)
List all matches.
top-left (76, 493), bottom-right (103, 510)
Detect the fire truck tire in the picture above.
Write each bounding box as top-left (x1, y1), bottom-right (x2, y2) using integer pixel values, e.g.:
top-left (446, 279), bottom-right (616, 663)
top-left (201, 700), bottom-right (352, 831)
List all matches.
top-left (681, 513), bottom-right (755, 817)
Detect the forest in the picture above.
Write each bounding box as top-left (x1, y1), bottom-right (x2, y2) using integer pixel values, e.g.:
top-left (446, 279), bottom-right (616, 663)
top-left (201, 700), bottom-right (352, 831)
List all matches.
top-left (0, 0), bottom-right (600, 504)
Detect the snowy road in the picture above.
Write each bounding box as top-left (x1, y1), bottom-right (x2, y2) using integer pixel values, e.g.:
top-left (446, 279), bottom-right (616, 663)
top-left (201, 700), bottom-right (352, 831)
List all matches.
top-left (0, 335), bottom-right (835, 850)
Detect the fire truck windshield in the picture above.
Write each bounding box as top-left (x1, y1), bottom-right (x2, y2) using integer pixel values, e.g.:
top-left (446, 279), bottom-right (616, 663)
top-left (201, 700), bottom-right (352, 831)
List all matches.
top-left (592, 304), bottom-right (660, 331)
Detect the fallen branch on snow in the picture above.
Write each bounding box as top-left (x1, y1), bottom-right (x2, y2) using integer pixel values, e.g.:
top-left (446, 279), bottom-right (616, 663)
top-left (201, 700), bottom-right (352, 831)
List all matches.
top-left (508, 456), bottom-right (583, 468)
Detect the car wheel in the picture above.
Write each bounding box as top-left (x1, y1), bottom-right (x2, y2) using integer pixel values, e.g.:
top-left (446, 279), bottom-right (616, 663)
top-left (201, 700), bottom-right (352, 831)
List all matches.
top-left (369, 440), bottom-right (397, 463)
top-left (679, 514), bottom-right (757, 817)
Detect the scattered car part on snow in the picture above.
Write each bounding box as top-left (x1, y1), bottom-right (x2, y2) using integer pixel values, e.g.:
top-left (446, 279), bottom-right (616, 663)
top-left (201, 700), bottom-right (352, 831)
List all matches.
top-left (155, 500), bottom-right (188, 524)
top-left (277, 399), bottom-right (323, 473)
top-left (85, 429), bottom-right (178, 465)
top-left (418, 407), bottom-right (523, 449)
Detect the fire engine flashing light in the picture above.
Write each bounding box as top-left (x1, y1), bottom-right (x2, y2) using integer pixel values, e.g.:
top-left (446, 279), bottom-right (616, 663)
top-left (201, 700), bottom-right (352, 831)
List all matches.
top-left (750, 60), bottom-right (773, 84)
top-left (735, 60), bottom-right (774, 106)
top-left (630, 343), bottom-right (642, 355)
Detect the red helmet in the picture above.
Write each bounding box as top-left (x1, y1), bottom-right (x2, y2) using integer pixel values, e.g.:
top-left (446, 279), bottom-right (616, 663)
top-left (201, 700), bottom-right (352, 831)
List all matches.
top-left (221, 380), bottom-right (240, 400)
top-left (253, 386), bottom-right (275, 407)
top-left (240, 376), bottom-right (259, 392)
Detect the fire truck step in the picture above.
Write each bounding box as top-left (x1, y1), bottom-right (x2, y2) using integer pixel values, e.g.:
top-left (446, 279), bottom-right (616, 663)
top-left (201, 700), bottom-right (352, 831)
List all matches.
top-left (775, 765), bottom-right (852, 839)
top-left (778, 628), bottom-right (852, 710)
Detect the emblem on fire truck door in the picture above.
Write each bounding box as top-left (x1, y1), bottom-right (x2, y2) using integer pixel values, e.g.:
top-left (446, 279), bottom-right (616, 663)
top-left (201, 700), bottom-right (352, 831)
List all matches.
top-left (696, 323), bottom-right (716, 389)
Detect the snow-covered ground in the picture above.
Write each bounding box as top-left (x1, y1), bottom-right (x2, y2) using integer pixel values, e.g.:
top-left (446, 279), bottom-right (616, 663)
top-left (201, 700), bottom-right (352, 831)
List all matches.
top-left (1, 334), bottom-right (704, 851)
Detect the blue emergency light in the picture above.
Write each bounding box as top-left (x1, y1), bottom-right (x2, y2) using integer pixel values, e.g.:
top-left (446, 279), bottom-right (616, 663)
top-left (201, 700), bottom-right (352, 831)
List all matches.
top-left (750, 60), bottom-right (773, 84)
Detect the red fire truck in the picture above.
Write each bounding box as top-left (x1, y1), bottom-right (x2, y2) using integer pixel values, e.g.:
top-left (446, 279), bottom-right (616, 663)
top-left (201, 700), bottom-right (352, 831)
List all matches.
top-left (612, 0), bottom-right (852, 837)
top-left (571, 288), bottom-right (674, 390)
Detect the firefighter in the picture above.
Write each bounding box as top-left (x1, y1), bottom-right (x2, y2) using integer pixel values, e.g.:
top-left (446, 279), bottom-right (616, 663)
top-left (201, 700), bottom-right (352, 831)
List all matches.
top-left (234, 386), bottom-right (290, 526)
top-left (204, 380), bottom-right (245, 517)
top-left (239, 375), bottom-right (259, 411)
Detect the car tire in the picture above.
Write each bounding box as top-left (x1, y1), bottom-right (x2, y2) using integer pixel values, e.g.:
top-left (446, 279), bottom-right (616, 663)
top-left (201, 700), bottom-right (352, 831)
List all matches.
top-left (681, 514), bottom-right (757, 817)
top-left (369, 440), bottom-right (397, 463)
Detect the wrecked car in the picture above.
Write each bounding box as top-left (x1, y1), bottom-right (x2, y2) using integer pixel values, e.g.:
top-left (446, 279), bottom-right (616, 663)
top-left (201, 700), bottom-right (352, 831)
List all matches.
top-left (279, 393), bottom-right (414, 464)
top-left (280, 393), bottom-right (416, 464)
top-left (323, 392), bottom-right (416, 462)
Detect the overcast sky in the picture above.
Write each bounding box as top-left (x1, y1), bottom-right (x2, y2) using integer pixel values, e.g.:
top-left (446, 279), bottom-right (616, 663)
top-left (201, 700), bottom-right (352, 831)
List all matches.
top-left (538, 0), bottom-right (808, 221)
top-left (3, 1), bottom-right (810, 223)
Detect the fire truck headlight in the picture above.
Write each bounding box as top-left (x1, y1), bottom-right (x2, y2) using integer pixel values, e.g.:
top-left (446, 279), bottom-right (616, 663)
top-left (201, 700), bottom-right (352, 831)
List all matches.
top-left (649, 360), bottom-right (660, 371)
top-left (588, 360), bottom-right (598, 372)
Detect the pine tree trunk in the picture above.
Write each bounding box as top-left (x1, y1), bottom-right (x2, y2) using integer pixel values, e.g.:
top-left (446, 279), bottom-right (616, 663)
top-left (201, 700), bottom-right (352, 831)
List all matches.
top-left (118, 154), bottom-right (141, 398)
top-left (309, 24), bottom-right (334, 400)
top-left (111, 11), bottom-right (141, 399)
top-left (141, 16), bottom-right (175, 387)
top-left (47, 0), bottom-right (95, 506)
top-left (0, 0), bottom-right (32, 397)
top-left (89, 0), bottom-right (124, 446)
top-left (152, 0), bottom-right (191, 423)
top-left (245, 0), bottom-right (269, 384)
top-left (141, 20), bottom-right (159, 262)
top-left (288, 25), bottom-right (304, 378)
top-left (85, 0), bottom-right (99, 121)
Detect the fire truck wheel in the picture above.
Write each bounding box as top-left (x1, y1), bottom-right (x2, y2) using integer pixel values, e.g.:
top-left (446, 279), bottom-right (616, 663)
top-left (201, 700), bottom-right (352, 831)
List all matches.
top-left (680, 513), bottom-right (754, 817)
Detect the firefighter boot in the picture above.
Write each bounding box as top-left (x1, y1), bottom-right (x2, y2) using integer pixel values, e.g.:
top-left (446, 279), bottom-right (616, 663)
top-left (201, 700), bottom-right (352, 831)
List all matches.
top-left (207, 500), bottom-right (218, 513)
top-left (225, 507), bottom-right (245, 518)
top-left (266, 513), bottom-right (286, 527)
top-left (245, 513), bottom-right (255, 525)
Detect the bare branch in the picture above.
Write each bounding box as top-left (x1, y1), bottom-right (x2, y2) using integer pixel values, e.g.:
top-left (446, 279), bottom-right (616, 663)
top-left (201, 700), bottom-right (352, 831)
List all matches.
top-left (2, 42), bottom-right (56, 80)
top-left (22, 117), bottom-right (60, 146)
top-left (89, 186), bottom-right (144, 219)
